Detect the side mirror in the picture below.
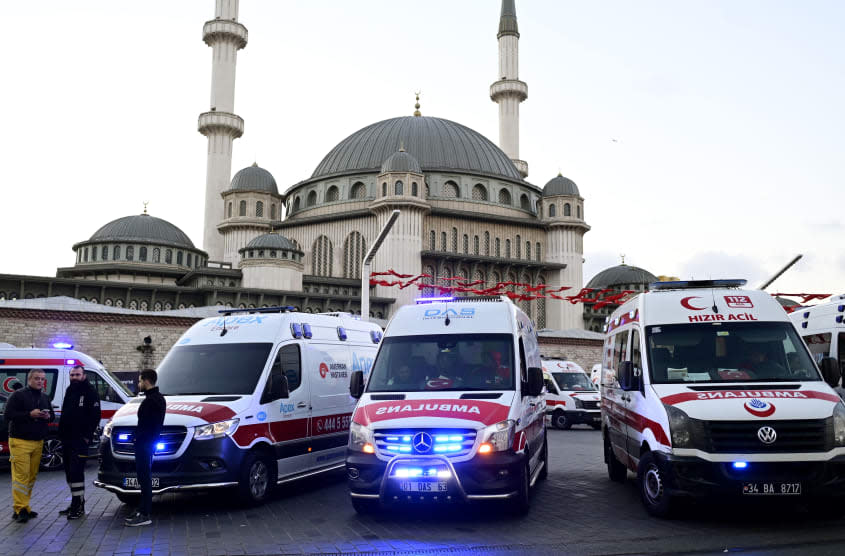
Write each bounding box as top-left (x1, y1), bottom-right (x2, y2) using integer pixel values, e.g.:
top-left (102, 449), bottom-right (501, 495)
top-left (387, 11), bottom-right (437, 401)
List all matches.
top-left (350, 370), bottom-right (365, 399)
top-left (820, 357), bottom-right (841, 388)
top-left (619, 361), bottom-right (641, 392)
top-left (526, 367), bottom-right (544, 397)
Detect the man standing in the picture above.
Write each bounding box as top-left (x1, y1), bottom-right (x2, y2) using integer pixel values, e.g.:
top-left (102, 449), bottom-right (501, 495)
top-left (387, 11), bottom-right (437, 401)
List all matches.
top-left (57, 364), bottom-right (100, 520)
top-left (125, 368), bottom-right (165, 527)
top-left (4, 369), bottom-right (54, 523)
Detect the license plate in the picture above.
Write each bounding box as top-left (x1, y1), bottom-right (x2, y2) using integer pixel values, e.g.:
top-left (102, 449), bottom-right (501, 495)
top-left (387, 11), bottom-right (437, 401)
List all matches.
top-left (742, 482), bottom-right (801, 496)
top-left (398, 481), bottom-right (447, 493)
top-left (122, 477), bottom-right (160, 489)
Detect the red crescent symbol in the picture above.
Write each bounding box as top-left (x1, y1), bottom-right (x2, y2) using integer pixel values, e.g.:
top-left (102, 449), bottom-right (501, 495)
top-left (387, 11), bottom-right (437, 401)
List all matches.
top-left (319, 363), bottom-right (328, 379)
top-left (680, 296), bottom-right (706, 310)
top-left (2, 377), bottom-right (20, 393)
top-left (744, 402), bottom-right (776, 417)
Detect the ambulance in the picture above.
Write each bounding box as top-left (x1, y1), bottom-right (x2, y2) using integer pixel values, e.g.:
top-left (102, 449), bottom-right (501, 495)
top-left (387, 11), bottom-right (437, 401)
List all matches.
top-left (0, 344), bottom-right (132, 470)
top-left (95, 308), bottom-right (381, 505)
top-left (542, 359), bottom-right (601, 430)
top-left (789, 294), bottom-right (845, 388)
top-left (345, 296), bottom-right (547, 514)
top-left (601, 280), bottom-right (844, 517)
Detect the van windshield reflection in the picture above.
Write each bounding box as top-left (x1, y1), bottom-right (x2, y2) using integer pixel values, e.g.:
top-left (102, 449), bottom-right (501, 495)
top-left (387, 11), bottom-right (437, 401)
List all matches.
top-left (155, 343), bottom-right (272, 395)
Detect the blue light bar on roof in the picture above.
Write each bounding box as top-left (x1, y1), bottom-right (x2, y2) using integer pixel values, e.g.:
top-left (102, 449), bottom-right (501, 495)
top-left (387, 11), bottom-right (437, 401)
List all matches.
top-left (52, 342), bottom-right (73, 349)
top-left (649, 279), bottom-right (747, 290)
top-left (415, 297), bottom-right (454, 304)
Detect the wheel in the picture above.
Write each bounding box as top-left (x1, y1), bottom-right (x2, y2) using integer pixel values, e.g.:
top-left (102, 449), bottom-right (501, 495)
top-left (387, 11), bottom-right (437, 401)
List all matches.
top-left (510, 461), bottom-right (531, 515)
top-left (637, 451), bottom-right (676, 518)
top-left (350, 497), bottom-right (380, 514)
top-left (552, 411), bottom-right (572, 430)
top-left (116, 493), bottom-right (140, 505)
top-left (537, 432), bottom-right (548, 481)
top-left (40, 437), bottom-right (63, 471)
top-left (605, 433), bottom-right (627, 483)
top-left (238, 451), bottom-right (275, 505)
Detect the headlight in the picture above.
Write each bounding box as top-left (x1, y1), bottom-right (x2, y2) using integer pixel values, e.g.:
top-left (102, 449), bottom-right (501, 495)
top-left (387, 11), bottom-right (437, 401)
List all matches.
top-left (573, 397), bottom-right (584, 409)
top-left (481, 419), bottom-right (516, 452)
top-left (102, 421), bottom-right (113, 438)
top-left (349, 421), bottom-right (375, 453)
top-left (193, 418), bottom-right (239, 441)
top-left (664, 404), bottom-right (694, 449)
top-left (833, 403), bottom-right (845, 447)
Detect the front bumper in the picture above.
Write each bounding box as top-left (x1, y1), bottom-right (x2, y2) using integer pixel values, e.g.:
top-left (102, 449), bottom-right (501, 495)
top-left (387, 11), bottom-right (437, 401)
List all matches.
top-left (656, 452), bottom-right (845, 499)
top-left (346, 449), bottom-right (525, 504)
top-left (95, 435), bottom-right (245, 495)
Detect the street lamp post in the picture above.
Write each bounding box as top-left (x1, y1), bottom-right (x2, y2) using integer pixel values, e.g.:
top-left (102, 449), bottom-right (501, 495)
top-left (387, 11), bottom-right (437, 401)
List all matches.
top-left (361, 210), bottom-right (401, 322)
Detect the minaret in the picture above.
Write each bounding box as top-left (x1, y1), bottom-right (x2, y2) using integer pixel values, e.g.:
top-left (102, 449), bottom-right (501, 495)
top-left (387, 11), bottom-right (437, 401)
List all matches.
top-left (490, 0), bottom-right (528, 178)
top-left (198, 0), bottom-right (247, 262)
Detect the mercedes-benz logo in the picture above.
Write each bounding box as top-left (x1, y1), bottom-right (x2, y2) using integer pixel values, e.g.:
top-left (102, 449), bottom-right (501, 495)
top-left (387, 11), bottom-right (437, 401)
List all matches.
top-left (757, 426), bottom-right (777, 444)
top-left (413, 432), bottom-right (433, 453)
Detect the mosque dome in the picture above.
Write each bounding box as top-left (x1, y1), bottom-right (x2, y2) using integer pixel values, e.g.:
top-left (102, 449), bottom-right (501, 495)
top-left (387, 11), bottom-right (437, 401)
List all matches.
top-left (543, 174), bottom-right (579, 197)
top-left (311, 116), bottom-right (523, 182)
top-left (586, 264), bottom-right (658, 290)
top-left (229, 163), bottom-right (278, 194)
top-left (243, 233), bottom-right (299, 252)
top-left (88, 213), bottom-right (195, 249)
top-left (380, 148), bottom-right (422, 174)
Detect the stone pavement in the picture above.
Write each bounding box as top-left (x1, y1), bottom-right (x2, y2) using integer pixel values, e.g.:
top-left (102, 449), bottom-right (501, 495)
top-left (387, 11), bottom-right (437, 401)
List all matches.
top-left (1, 429), bottom-right (845, 555)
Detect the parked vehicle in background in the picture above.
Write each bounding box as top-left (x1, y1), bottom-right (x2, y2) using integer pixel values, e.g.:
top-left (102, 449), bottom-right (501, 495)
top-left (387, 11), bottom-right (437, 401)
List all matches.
top-left (790, 294), bottom-right (845, 394)
top-left (542, 359), bottom-right (600, 430)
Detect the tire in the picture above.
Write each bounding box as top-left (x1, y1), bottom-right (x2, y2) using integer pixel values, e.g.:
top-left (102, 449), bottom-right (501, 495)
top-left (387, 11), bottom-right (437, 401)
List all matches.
top-left (510, 461), bottom-right (531, 515)
top-left (238, 451), bottom-right (275, 506)
top-left (637, 451), bottom-right (676, 518)
top-left (537, 432), bottom-right (548, 482)
top-left (605, 433), bottom-right (627, 483)
top-left (116, 493), bottom-right (140, 506)
top-left (40, 437), bottom-right (63, 471)
top-left (350, 497), bottom-right (380, 514)
top-left (552, 411), bottom-right (572, 430)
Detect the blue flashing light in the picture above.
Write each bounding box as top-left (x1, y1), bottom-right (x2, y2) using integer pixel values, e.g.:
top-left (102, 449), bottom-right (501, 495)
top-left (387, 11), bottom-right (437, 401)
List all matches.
top-left (448, 435), bottom-right (463, 442)
top-left (802, 322), bottom-right (808, 328)
top-left (434, 444), bottom-right (463, 453)
top-left (155, 442), bottom-right (166, 452)
top-left (399, 446), bottom-right (411, 452)
top-left (402, 435), bottom-right (411, 442)
top-left (290, 323), bottom-right (303, 339)
top-left (387, 445), bottom-right (399, 451)
top-left (435, 435), bottom-right (450, 443)
top-left (337, 326), bottom-right (347, 341)
top-left (66, 359), bottom-right (76, 365)
top-left (837, 316), bottom-right (844, 324)
top-left (839, 305), bottom-right (845, 312)
top-left (732, 461), bottom-right (748, 469)
top-left (386, 436), bottom-right (399, 442)
top-left (302, 323), bottom-right (313, 339)
top-left (52, 342), bottom-right (73, 349)
top-left (415, 296), bottom-right (454, 304)
top-left (118, 434), bottom-right (130, 442)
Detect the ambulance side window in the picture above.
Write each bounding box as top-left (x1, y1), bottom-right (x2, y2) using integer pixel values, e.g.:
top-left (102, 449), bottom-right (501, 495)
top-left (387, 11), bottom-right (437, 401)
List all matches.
top-left (631, 329), bottom-right (642, 376)
top-left (615, 331), bottom-right (629, 370)
top-left (85, 371), bottom-right (120, 403)
top-left (518, 338), bottom-right (527, 384)
top-left (544, 378), bottom-right (558, 395)
top-left (271, 344), bottom-right (301, 393)
top-left (838, 333), bottom-right (845, 377)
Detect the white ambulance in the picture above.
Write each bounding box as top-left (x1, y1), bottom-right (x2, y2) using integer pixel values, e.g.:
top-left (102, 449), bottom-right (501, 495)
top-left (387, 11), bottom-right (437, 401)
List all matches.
top-left (345, 296), bottom-right (547, 514)
top-left (601, 280), bottom-right (844, 517)
top-left (790, 294), bottom-right (845, 390)
top-left (542, 359), bottom-right (601, 430)
top-left (95, 308), bottom-right (381, 505)
top-left (0, 344), bottom-right (132, 469)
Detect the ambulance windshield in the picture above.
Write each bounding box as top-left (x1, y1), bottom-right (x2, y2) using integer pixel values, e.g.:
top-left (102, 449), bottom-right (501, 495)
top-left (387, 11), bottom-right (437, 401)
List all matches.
top-left (552, 372), bottom-right (596, 392)
top-left (155, 343), bottom-right (273, 395)
top-left (367, 334), bottom-right (515, 392)
top-left (646, 322), bottom-right (821, 383)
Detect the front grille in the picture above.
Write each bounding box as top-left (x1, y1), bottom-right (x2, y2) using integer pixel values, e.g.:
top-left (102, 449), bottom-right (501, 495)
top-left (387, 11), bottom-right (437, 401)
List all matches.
top-left (581, 400), bottom-right (600, 410)
top-left (112, 426), bottom-right (188, 457)
top-left (705, 419), bottom-right (830, 453)
top-left (374, 429), bottom-right (477, 458)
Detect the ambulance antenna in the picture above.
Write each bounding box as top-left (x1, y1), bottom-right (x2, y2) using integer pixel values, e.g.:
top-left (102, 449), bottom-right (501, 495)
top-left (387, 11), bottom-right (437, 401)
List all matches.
top-left (710, 288), bottom-right (719, 314)
top-left (220, 315), bottom-right (228, 337)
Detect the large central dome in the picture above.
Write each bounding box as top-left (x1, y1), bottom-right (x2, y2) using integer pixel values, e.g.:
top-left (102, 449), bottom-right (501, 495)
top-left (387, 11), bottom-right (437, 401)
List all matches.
top-left (311, 116), bottom-right (523, 181)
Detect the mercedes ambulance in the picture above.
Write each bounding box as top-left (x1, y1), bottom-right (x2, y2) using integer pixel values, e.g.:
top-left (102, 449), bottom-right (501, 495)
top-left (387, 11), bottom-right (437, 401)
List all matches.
top-left (601, 280), bottom-right (844, 517)
top-left (0, 344), bottom-right (132, 469)
top-left (542, 359), bottom-right (601, 430)
top-left (345, 296), bottom-right (547, 514)
top-left (95, 308), bottom-right (381, 506)
top-left (790, 294), bottom-right (845, 388)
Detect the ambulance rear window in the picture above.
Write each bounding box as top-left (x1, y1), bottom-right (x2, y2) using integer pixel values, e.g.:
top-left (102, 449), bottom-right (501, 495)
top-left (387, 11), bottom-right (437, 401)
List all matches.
top-left (155, 343), bottom-right (273, 395)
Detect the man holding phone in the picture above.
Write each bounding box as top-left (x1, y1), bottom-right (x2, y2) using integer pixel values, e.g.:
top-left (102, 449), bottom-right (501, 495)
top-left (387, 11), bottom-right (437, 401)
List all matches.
top-left (4, 369), bottom-right (54, 523)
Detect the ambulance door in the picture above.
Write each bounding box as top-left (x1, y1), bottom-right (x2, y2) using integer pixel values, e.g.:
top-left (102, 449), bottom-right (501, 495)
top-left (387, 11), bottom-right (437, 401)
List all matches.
top-left (604, 330), bottom-right (630, 466)
top-left (308, 343), bottom-right (354, 468)
top-left (84, 371), bottom-right (122, 427)
top-left (264, 343), bottom-right (312, 478)
top-left (625, 329), bottom-right (647, 461)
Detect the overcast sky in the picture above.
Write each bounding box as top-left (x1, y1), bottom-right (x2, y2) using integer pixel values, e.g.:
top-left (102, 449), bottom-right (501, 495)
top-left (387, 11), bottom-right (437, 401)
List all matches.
top-left (2, 1), bottom-right (843, 298)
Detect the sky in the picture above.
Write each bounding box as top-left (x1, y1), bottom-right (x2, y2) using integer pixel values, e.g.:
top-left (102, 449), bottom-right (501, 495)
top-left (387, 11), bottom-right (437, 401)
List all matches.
top-left (2, 0), bottom-right (843, 298)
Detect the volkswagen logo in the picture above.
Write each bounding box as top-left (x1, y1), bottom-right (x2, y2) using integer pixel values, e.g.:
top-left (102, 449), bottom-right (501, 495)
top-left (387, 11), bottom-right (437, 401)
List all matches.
top-left (757, 426), bottom-right (777, 444)
top-left (412, 432), bottom-right (433, 453)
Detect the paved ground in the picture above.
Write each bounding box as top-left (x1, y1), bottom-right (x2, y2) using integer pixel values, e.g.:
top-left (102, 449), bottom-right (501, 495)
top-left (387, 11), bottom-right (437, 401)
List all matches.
top-left (2, 427), bottom-right (845, 555)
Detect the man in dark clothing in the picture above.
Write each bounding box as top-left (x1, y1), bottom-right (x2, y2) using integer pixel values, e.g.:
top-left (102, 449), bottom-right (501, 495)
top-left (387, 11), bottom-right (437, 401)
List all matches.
top-left (57, 364), bottom-right (100, 520)
top-left (125, 368), bottom-right (165, 527)
top-left (4, 369), bottom-right (54, 523)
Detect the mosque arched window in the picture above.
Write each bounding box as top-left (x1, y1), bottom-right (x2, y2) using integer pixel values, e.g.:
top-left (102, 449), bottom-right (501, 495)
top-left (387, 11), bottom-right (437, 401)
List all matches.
top-left (343, 231), bottom-right (366, 279)
top-left (526, 242), bottom-right (531, 261)
top-left (307, 191), bottom-right (317, 206)
top-left (91, 247), bottom-right (97, 262)
top-left (394, 181), bottom-right (403, 195)
top-left (101, 245), bottom-right (108, 261)
top-left (473, 235), bottom-right (479, 255)
top-left (429, 230), bottom-right (436, 251)
top-left (126, 246), bottom-right (134, 261)
top-left (549, 204), bottom-right (556, 217)
top-left (472, 184), bottom-right (488, 201)
top-left (239, 200), bottom-right (247, 216)
top-left (227, 202), bottom-right (232, 218)
top-left (411, 182), bottom-right (418, 196)
top-left (165, 249), bottom-right (172, 264)
top-left (139, 247), bottom-right (147, 262)
top-left (537, 274), bottom-right (547, 328)
top-left (153, 248), bottom-right (160, 263)
top-left (382, 183), bottom-right (387, 196)
top-left (577, 205), bottom-right (581, 219)
top-left (515, 235), bottom-right (521, 259)
top-left (536, 242), bottom-right (541, 261)
top-left (564, 203), bottom-right (571, 216)
top-left (451, 228), bottom-right (458, 252)
top-left (442, 181), bottom-right (459, 198)
top-left (462, 234), bottom-right (469, 254)
top-left (312, 235), bottom-right (333, 277)
top-left (505, 239), bottom-right (511, 259)
top-left (326, 186), bottom-right (339, 202)
top-left (187, 253), bottom-right (192, 267)
top-left (350, 182), bottom-right (366, 199)
top-left (293, 197), bottom-right (301, 211)
top-left (270, 204), bottom-right (276, 220)
top-left (495, 238), bottom-right (501, 257)
top-left (129, 300), bottom-right (137, 310)
top-left (256, 201), bottom-right (264, 217)
top-left (177, 251), bottom-right (183, 265)
top-left (484, 231), bottom-right (490, 255)
top-left (498, 189), bottom-right (511, 205)
top-left (83, 248), bottom-right (89, 262)
top-left (520, 194), bottom-right (530, 210)
top-left (113, 245), bottom-right (121, 260)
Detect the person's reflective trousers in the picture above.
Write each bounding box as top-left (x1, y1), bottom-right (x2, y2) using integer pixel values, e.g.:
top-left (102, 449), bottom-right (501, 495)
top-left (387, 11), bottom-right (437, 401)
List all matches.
top-left (9, 438), bottom-right (43, 514)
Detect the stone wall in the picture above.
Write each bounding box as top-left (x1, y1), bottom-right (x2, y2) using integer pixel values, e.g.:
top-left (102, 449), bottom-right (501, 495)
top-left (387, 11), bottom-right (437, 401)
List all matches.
top-left (538, 337), bottom-right (603, 371)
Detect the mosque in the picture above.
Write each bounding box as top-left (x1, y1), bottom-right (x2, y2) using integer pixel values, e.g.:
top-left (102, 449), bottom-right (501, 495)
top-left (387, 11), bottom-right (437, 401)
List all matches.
top-left (0, 0), bottom-right (617, 330)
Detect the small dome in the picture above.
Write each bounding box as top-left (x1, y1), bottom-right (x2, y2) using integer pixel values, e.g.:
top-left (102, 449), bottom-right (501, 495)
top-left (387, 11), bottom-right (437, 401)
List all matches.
top-left (380, 148), bottom-right (422, 174)
top-left (586, 264), bottom-right (658, 289)
top-left (243, 233), bottom-right (298, 252)
top-left (543, 174), bottom-right (579, 197)
top-left (88, 214), bottom-right (194, 248)
top-left (230, 163), bottom-right (278, 194)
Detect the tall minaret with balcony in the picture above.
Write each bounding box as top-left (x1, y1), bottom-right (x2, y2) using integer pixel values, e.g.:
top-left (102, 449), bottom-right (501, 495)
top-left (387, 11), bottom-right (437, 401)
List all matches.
top-left (198, 0), bottom-right (247, 262)
top-left (490, 0), bottom-right (528, 178)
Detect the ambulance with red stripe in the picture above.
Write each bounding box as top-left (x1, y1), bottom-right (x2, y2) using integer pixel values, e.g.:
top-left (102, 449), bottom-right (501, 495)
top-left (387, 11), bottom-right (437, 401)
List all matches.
top-left (601, 279), bottom-right (845, 517)
top-left (345, 297), bottom-right (547, 514)
top-left (542, 359), bottom-right (601, 430)
top-left (0, 344), bottom-right (132, 470)
top-left (95, 308), bottom-right (381, 505)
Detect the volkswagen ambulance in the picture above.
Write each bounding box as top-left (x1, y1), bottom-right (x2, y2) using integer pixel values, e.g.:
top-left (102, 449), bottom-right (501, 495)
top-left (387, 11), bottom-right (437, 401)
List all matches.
top-left (0, 344), bottom-right (132, 470)
top-left (345, 296), bottom-right (547, 514)
top-left (95, 308), bottom-right (381, 505)
top-left (601, 280), bottom-right (844, 517)
top-left (790, 294), bottom-right (845, 388)
top-left (542, 359), bottom-right (601, 430)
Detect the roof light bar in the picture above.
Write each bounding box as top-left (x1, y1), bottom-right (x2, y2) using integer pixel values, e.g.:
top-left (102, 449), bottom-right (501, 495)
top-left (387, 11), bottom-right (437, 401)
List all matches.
top-left (415, 296), bottom-right (454, 304)
top-left (52, 342), bottom-right (73, 349)
top-left (649, 279), bottom-right (747, 290)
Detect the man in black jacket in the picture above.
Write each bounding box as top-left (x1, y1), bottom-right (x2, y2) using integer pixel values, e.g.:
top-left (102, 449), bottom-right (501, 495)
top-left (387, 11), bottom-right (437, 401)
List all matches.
top-left (4, 369), bottom-right (54, 523)
top-left (57, 364), bottom-right (100, 520)
top-left (125, 368), bottom-right (165, 527)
